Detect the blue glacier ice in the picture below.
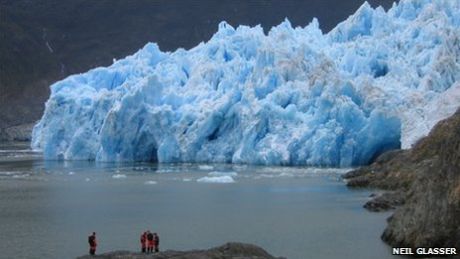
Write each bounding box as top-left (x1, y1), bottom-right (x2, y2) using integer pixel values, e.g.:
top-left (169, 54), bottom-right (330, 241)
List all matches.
top-left (32, 0), bottom-right (460, 166)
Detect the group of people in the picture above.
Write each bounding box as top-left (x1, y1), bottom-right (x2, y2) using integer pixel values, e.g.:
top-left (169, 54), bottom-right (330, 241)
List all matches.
top-left (87, 231), bottom-right (160, 255)
top-left (140, 231), bottom-right (160, 253)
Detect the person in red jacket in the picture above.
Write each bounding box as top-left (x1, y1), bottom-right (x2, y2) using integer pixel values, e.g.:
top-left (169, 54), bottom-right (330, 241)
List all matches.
top-left (147, 231), bottom-right (154, 253)
top-left (140, 232), bottom-right (147, 253)
top-left (153, 233), bottom-right (160, 252)
top-left (88, 232), bottom-right (97, 255)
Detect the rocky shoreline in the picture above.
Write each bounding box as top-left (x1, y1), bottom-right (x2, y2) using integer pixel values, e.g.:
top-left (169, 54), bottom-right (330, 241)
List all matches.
top-left (76, 242), bottom-right (284, 259)
top-left (344, 109), bottom-right (460, 254)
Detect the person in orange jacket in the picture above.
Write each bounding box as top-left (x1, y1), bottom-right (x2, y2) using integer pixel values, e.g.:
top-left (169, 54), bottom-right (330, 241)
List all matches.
top-left (147, 231), bottom-right (154, 253)
top-left (153, 233), bottom-right (160, 252)
top-left (88, 232), bottom-right (97, 255)
top-left (140, 231), bottom-right (147, 253)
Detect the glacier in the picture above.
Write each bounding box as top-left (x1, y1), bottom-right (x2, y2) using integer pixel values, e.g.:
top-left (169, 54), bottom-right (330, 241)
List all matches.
top-left (32, 0), bottom-right (460, 167)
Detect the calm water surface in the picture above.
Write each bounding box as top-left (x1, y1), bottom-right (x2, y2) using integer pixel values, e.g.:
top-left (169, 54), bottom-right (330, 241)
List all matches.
top-left (0, 143), bottom-right (397, 259)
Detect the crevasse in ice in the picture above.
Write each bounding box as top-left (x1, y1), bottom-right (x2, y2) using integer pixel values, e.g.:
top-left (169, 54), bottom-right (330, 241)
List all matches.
top-left (32, 0), bottom-right (460, 166)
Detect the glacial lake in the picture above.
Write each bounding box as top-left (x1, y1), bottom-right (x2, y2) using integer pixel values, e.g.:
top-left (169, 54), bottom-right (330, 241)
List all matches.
top-left (0, 143), bottom-right (397, 259)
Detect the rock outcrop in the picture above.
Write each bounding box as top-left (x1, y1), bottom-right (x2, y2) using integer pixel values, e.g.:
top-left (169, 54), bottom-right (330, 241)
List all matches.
top-left (0, 123), bottom-right (35, 142)
top-left (363, 191), bottom-right (405, 212)
top-left (77, 242), bottom-right (283, 259)
top-left (344, 109), bottom-right (460, 252)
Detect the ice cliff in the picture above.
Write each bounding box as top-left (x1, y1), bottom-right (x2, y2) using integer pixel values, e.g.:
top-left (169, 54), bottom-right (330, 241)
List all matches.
top-left (32, 0), bottom-right (460, 166)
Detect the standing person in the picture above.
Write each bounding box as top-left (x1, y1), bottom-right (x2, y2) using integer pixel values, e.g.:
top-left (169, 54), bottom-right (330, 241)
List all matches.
top-left (140, 232), bottom-right (147, 253)
top-left (147, 231), bottom-right (154, 253)
top-left (153, 233), bottom-right (160, 253)
top-left (88, 232), bottom-right (97, 255)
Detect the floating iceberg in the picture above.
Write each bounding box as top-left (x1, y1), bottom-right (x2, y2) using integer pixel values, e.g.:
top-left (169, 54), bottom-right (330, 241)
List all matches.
top-left (208, 171), bottom-right (238, 177)
top-left (198, 165), bottom-right (215, 170)
top-left (197, 175), bottom-right (236, 184)
top-left (32, 0), bottom-right (460, 167)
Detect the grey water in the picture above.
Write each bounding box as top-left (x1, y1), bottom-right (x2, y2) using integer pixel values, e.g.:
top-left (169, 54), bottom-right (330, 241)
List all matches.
top-left (0, 143), bottom-right (397, 259)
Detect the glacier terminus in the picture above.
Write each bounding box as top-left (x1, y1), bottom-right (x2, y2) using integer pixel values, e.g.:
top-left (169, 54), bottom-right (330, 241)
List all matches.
top-left (32, 0), bottom-right (460, 167)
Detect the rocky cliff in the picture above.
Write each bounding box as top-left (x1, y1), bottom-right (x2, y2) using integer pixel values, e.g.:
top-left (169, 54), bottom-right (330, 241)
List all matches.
top-left (344, 109), bottom-right (460, 252)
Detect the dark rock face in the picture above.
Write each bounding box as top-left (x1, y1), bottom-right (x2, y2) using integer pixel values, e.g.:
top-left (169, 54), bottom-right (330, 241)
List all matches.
top-left (343, 149), bottom-right (415, 190)
top-left (0, 123), bottom-right (35, 142)
top-left (344, 109), bottom-right (460, 252)
top-left (76, 242), bottom-right (284, 259)
top-left (364, 191), bottom-right (405, 212)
